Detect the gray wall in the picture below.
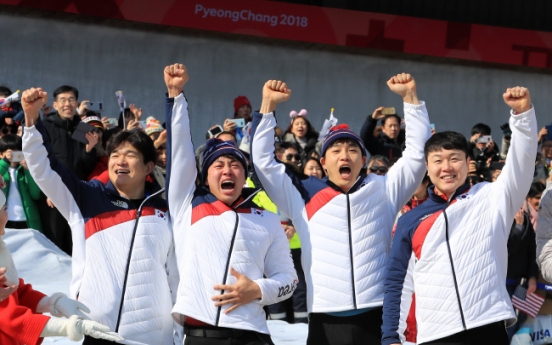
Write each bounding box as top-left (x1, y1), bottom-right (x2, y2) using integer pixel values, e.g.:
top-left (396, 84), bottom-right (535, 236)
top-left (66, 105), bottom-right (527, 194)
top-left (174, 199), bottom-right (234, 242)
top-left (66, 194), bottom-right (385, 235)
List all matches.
top-left (2, 13), bottom-right (551, 146)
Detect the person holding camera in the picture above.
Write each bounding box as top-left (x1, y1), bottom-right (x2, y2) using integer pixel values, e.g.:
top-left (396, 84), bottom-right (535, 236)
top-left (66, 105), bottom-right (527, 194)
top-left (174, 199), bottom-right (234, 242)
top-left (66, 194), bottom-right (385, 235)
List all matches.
top-left (360, 106), bottom-right (406, 161)
top-left (0, 134), bottom-right (42, 231)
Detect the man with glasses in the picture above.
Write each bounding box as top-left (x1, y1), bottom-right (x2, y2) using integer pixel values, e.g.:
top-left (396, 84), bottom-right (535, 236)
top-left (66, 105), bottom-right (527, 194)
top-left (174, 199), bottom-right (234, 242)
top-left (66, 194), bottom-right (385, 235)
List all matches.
top-left (39, 85), bottom-right (99, 255)
top-left (367, 155), bottom-right (390, 176)
top-left (279, 142), bottom-right (302, 171)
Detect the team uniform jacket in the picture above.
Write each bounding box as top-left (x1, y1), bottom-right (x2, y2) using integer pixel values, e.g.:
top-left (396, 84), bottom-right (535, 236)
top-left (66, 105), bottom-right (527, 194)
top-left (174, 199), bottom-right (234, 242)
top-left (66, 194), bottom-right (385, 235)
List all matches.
top-left (165, 93), bottom-right (297, 334)
top-left (381, 107), bottom-right (538, 345)
top-left (250, 102), bottom-right (431, 314)
top-left (22, 121), bottom-right (181, 345)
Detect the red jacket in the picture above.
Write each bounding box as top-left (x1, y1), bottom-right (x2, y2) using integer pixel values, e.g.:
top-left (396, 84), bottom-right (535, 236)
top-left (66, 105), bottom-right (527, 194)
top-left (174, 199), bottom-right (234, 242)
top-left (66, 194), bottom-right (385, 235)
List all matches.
top-left (0, 278), bottom-right (50, 345)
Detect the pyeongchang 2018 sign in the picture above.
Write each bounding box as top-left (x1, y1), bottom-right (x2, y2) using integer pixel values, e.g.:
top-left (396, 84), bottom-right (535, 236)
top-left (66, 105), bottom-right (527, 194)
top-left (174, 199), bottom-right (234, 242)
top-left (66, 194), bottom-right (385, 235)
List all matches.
top-left (3, 0), bottom-right (552, 69)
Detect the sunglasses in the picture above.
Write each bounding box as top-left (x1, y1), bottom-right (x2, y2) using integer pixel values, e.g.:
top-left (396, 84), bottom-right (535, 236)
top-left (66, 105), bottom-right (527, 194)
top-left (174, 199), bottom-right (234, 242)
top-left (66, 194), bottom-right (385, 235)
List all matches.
top-left (369, 166), bottom-right (388, 173)
top-left (285, 154), bottom-right (301, 162)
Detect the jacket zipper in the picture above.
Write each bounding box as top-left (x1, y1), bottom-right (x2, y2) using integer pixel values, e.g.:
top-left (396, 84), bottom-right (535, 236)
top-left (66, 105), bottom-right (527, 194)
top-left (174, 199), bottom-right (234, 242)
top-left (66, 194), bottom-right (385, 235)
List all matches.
top-left (346, 195), bottom-right (357, 309)
top-left (443, 210), bottom-right (467, 330)
top-left (215, 212), bottom-right (240, 326)
top-left (115, 188), bottom-right (165, 332)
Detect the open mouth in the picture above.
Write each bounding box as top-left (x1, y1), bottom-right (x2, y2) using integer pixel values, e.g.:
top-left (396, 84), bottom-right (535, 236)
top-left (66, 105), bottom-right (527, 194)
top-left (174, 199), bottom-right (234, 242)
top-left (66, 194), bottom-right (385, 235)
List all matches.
top-left (441, 175), bottom-right (456, 182)
top-left (339, 166), bottom-right (351, 179)
top-left (221, 180), bottom-right (235, 190)
top-left (115, 169), bottom-right (130, 175)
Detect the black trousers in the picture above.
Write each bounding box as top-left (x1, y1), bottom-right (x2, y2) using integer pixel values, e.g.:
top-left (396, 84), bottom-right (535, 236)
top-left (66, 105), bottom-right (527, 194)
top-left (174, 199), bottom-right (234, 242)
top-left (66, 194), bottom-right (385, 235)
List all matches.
top-left (39, 201), bottom-right (72, 256)
top-left (306, 307), bottom-right (383, 345)
top-left (420, 321), bottom-right (509, 345)
top-left (184, 327), bottom-right (274, 345)
top-left (83, 336), bottom-right (117, 344)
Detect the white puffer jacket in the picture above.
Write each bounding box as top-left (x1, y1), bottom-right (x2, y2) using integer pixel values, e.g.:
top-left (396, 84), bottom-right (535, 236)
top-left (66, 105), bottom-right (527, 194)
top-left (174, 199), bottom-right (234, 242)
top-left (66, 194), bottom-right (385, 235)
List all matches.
top-left (250, 102), bottom-right (431, 313)
top-left (166, 93), bottom-right (297, 334)
top-left (382, 107), bottom-right (538, 345)
top-left (23, 124), bottom-right (180, 345)
top-left (537, 183), bottom-right (552, 282)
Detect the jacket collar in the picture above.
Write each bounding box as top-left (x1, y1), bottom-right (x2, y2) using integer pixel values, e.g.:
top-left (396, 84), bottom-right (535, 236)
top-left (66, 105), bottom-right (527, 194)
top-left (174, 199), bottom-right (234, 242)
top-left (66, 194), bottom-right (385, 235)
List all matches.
top-left (45, 112), bottom-right (81, 130)
top-left (325, 172), bottom-right (367, 194)
top-left (427, 182), bottom-right (471, 203)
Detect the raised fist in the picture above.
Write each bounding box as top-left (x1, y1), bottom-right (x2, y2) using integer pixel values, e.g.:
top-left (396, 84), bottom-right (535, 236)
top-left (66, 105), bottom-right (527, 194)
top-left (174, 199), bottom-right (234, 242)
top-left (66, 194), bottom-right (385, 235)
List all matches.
top-left (262, 80), bottom-right (291, 104)
top-left (22, 88), bottom-right (48, 126)
top-left (387, 73), bottom-right (416, 97)
top-left (503, 87), bottom-right (531, 114)
top-left (164, 63), bottom-right (189, 96)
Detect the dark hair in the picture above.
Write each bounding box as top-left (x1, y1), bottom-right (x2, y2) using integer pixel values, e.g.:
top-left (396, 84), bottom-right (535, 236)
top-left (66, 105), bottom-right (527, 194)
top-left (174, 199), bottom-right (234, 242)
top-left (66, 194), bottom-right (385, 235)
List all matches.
top-left (471, 123), bottom-right (491, 136)
top-left (368, 155), bottom-right (390, 167)
top-left (106, 129), bottom-right (156, 164)
top-left (0, 134), bottom-right (22, 152)
top-left (381, 114), bottom-right (401, 127)
top-left (303, 157), bottom-right (326, 177)
top-left (0, 86), bottom-right (12, 98)
top-left (285, 117), bottom-right (317, 139)
top-left (278, 141), bottom-right (301, 153)
top-left (424, 131), bottom-right (469, 161)
top-left (0, 124), bottom-right (18, 136)
top-left (216, 131), bottom-right (237, 143)
top-left (528, 181), bottom-right (546, 198)
top-left (53, 85), bottom-right (79, 100)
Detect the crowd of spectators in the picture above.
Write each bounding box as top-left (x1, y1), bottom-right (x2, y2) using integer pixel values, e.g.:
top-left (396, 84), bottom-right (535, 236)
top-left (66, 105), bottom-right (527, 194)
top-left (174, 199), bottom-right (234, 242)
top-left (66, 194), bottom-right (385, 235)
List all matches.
top-left (0, 76), bottom-right (551, 344)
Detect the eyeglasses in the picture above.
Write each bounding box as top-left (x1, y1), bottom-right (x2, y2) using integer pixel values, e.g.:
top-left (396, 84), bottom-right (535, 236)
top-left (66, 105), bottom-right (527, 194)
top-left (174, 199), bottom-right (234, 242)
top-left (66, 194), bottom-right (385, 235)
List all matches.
top-left (369, 166), bottom-right (388, 173)
top-left (285, 154), bottom-right (301, 162)
top-left (1, 128), bottom-right (15, 135)
top-left (56, 97), bottom-right (77, 105)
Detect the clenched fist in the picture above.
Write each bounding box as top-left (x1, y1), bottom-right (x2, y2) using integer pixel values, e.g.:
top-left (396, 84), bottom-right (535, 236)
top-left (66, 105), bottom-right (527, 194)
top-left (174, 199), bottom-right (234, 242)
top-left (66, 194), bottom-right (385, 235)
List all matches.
top-left (22, 87), bottom-right (48, 127)
top-left (260, 80), bottom-right (291, 114)
top-left (503, 87), bottom-right (531, 114)
top-left (387, 73), bottom-right (419, 105)
top-left (164, 63), bottom-right (189, 98)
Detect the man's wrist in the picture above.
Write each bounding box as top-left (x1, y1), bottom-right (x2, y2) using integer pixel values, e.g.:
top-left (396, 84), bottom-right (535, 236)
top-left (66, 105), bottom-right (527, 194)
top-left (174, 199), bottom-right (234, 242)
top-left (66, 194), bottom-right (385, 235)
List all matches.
top-left (167, 88), bottom-right (182, 98)
top-left (260, 99), bottom-right (277, 114)
top-left (402, 90), bottom-right (419, 105)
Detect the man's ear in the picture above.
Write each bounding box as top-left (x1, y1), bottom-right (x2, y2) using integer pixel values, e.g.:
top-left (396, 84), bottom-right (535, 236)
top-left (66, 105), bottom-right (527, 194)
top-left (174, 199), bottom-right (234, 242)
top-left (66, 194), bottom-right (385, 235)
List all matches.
top-left (145, 161), bottom-right (154, 175)
top-left (362, 156), bottom-right (367, 167)
top-left (320, 156), bottom-right (326, 171)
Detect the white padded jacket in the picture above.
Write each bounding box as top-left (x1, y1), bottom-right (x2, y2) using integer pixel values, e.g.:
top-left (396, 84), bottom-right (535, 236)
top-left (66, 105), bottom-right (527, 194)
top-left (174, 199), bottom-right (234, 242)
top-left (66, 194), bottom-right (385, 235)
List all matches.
top-left (165, 93), bottom-right (297, 334)
top-left (250, 102), bottom-right (431, 313)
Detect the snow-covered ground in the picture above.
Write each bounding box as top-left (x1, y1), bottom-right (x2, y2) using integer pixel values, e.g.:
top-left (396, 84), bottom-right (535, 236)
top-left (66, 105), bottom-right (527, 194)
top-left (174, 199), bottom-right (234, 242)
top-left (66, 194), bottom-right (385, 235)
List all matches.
top-left (4, 229), bottom-right (308, 345)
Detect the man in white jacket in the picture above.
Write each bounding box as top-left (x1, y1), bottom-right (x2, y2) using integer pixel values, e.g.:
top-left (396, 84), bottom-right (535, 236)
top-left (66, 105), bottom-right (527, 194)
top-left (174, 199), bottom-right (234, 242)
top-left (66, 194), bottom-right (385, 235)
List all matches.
top-left (164, 64), bottom-right (297, 345)
top-left (250, 75), bottom-right (431, 344)
top-left (20, 88), bottom-right (181, 345)
top-left (381, 87), bottom-right (537, 345)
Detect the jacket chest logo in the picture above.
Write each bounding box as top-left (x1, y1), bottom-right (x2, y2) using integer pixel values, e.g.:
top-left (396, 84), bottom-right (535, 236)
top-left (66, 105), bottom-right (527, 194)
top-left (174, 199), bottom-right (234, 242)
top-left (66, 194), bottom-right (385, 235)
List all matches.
top-left (112, 200), bottom-right (129, 209)
top-left (156, 209), bottom-right (167, 220)
top-left (252, 209), bottom-right (264, 217)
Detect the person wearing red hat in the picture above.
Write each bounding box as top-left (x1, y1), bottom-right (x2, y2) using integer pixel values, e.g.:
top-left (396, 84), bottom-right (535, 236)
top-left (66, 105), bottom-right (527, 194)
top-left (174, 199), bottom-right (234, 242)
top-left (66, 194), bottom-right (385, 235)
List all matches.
top-left (234, 96), bottom-right (252, 122)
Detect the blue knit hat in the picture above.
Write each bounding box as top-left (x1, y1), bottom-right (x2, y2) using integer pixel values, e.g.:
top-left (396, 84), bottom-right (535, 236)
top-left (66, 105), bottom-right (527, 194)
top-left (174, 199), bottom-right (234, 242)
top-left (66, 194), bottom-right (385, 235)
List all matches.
top-left (201, 138), bottom-right (248, 184)
top-left (321, 124), bottom-right (367, 157)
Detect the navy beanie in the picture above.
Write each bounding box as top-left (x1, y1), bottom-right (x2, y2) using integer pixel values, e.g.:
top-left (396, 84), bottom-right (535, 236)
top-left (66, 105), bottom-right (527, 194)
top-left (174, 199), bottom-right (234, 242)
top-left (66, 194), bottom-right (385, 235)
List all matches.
top-left (320, 124), bottom-right (367, 157)
top-left (201, 138), bottom-right (248, 184)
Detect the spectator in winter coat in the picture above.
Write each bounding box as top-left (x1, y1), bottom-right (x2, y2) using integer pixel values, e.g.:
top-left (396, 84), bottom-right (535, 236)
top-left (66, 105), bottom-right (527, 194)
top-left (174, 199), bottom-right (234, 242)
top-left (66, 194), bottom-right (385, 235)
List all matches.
top-left (39, 85), bottom-right (99, 256)
top-left (0, 186), bottom-right (123, 345)
top-left (367, 155), bottom-right (390, 176)
top-left (536, 183), bottom-right (552, 283)
top-left (0, 135), bottom-right (42, 231)
top-left (282, 109), bottom-right (321, 158)
top-left (360, 106), bottom-right (405, 161)
top-left (164, 63), bottom-right (297, 345)
top-left (252, 74), bottom-right (430, 345)
top-left (0, 86), bottom-right (24, 125)
top-left (382, 86), bottom-right (537, 345)
top-left (20, 87), bottom-right (181, 345)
